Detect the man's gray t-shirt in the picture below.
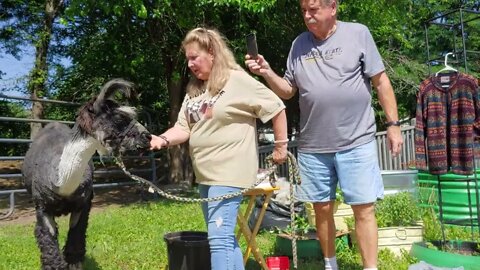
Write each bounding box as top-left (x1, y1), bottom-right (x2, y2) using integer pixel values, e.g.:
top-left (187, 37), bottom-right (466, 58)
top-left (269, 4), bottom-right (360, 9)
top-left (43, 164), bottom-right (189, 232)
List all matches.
top-left (284, 21), bottom-right (385, 153)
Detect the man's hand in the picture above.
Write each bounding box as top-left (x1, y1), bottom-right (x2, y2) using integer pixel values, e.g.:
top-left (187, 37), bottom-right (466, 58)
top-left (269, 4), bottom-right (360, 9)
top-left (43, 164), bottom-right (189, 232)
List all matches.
top-left (387, 126), bottom-right (403, 157)
top-left (245, 54), bottom-right (271, 77)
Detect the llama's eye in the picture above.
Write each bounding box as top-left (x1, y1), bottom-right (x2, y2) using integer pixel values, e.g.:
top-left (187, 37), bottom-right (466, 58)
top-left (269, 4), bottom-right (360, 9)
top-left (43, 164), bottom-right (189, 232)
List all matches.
top-left (113, 116), bottom-right (127, 126)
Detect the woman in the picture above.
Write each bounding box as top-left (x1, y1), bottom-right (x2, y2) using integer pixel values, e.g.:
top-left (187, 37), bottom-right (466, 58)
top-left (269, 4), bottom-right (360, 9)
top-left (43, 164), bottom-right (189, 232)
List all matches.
top-left (150, 27), bottom-right (288, 270)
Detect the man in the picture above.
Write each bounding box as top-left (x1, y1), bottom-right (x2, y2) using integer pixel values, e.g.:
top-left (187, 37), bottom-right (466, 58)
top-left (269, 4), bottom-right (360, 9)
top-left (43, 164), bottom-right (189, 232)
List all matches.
top-left (245, 0), bottom-right (403, 269)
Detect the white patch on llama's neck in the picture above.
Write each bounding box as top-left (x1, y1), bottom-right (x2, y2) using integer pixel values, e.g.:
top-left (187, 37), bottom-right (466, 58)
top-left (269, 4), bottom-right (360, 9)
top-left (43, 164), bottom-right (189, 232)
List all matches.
top-left (57, 136), bottom-right (101, 196)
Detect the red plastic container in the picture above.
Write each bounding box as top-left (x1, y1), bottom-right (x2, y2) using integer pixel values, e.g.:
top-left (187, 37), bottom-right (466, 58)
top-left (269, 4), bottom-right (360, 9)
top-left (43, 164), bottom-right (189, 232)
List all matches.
top-left (266, 256), bottom-right (290, 270)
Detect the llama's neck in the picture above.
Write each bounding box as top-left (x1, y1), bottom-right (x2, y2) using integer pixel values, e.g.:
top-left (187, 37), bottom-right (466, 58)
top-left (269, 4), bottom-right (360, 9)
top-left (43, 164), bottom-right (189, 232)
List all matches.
top-left (56, 135), bottom-right (101, 196)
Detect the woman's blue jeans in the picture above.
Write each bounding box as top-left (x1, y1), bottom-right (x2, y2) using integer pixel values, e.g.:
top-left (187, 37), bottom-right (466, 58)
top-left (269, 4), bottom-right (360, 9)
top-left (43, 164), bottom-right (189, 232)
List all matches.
top-left (199, 184), bottom-right (245, 270)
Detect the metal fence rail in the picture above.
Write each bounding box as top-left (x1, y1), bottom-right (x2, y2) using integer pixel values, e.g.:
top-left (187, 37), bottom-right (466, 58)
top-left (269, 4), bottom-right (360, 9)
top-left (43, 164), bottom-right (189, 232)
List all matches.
top-left (1, 93), bottom-right (419, 219)
top-left (376, 126), bottom-right (416, 170)
top-left (258, 125), bottom-right (417, 180)
top-left (0, 94), bottom-right (156, 220)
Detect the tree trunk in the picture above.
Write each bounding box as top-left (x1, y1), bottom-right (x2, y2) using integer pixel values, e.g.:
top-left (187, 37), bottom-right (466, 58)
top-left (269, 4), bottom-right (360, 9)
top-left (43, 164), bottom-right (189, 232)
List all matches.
top-left (28, 0), bottom-right (63, 139)
top-left (166, 67), bottom-right (194, 185)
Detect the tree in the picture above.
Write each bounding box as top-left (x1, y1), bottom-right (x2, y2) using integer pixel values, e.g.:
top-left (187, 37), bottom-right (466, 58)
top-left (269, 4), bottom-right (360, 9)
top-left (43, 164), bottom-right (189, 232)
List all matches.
top-left (54, 0), bottom-right (299, 185)
top-left (0, 0), bottom-right (65, 138)
top-left (2, 0), bottom-right (478, 184)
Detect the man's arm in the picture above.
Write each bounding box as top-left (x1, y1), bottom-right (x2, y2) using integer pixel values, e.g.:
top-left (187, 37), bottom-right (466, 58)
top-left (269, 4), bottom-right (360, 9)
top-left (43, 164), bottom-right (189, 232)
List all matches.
top-left (245, 54), bottom-right (297, 100)
top-left (372, 71), bottom-right (403, 156)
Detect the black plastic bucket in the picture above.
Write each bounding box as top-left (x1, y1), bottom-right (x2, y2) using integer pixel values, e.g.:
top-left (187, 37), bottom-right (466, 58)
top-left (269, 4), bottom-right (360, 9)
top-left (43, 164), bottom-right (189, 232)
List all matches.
top-left (164, 231), bottom-right (211, 270)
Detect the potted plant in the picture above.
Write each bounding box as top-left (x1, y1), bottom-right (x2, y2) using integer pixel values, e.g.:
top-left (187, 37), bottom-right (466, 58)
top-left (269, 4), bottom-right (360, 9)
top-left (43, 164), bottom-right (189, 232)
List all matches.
top-left (305, 188), bottom-right (351, 231)
top-left (275, 215), bottom-right (320, 258)
top-left (274, 215), bottom-right (350, 259)
top-left (348, 192), bottom-right (423, 256)
top-left (410, 191), bottom-right (480, 270)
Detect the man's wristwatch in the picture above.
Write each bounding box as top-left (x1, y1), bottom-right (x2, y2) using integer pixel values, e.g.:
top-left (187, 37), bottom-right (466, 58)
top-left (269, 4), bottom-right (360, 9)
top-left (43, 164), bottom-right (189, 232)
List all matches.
top-left (385, 120), bottom-right (401, 128)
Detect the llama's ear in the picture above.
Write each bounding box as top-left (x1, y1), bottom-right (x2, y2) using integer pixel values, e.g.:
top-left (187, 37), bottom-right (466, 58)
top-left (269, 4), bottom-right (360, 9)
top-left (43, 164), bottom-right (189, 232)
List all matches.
top-left (93, 78), bottom-right (136, 112)
top-left (76, 103), bottom-right (94, 134)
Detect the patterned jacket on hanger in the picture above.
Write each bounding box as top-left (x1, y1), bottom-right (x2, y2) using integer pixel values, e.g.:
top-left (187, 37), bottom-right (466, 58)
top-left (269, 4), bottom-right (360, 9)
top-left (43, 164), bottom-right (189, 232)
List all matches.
top-left (415, 73), bottom-right (480, 175)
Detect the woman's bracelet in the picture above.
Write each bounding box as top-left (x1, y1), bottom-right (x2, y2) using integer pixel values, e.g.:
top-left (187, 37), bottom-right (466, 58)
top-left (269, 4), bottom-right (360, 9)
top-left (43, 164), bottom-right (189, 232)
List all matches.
top-left (274, 139), bottom-right (289, 144)
top-left (159, 135), bottom-right (170, 146)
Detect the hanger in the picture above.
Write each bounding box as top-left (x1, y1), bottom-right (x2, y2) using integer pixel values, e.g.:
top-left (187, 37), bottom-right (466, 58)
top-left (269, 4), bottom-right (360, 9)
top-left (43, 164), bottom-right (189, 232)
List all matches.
top-left (435, 52), bottom-right (457, 76)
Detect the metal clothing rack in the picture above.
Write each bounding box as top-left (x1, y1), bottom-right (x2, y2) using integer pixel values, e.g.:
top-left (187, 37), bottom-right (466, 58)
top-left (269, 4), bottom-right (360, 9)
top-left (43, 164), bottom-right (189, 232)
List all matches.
top-left (438, 69), bottom-right (479, 241)
top-left (424, 7), bottom-right (480, 243)
top-left (424, 7), bottom-right (480, 75)
top-left (436, 174), bottom-right (480, 242)
top-left (430, 67), bottom-right (480, 241)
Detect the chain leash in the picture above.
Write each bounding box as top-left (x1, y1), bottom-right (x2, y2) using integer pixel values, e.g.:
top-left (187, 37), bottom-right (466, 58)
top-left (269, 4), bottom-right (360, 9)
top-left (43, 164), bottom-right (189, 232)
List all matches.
top-left (116, 151), bottom-right (301, 268)
top-left (115, 153), bottom-right (293, 203)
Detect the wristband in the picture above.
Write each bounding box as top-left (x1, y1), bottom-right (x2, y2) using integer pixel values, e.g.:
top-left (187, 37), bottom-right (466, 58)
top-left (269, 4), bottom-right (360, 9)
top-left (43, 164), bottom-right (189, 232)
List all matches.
top-left (159, 135), bottom-right (170, 146)
top-left (385, 121), bottom-right (401, 128)
top-left (274, 139), bottom-right (289, 144)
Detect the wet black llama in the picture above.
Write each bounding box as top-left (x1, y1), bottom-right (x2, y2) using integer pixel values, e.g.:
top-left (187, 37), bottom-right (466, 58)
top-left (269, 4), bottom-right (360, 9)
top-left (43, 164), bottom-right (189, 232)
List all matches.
top-left (22, 79), bottom-right (152, 269)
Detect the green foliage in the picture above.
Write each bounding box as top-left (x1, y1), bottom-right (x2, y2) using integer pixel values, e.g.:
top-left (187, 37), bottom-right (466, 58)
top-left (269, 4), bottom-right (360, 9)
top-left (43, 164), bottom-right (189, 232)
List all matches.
top-left (198, 0), bottom-right (277, 12)
top-left (378, 248), bottom-right (419, 269)
top-left (375, 192), bottom-right (422, 228)
top-left (324, 192), bottom-right (422, 231)
top-left (335, 187), bottom-right (344, 202)
top-left (279, 215), bottom-right (314, 238)
top-left (0, 100), bottom-right (30, 155)
top-left (420, 190), bottom-right (480, 244)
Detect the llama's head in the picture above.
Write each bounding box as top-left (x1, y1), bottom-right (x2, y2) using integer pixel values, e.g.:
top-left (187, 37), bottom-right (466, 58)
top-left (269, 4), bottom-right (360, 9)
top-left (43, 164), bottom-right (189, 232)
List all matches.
top-left (76, 79), bottom-right (152, 156)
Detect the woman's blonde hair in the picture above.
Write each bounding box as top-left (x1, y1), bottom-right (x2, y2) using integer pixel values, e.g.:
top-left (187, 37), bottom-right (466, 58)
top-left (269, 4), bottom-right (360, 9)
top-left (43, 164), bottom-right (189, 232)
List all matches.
top-left (182, 27), bottom-right (242, 97)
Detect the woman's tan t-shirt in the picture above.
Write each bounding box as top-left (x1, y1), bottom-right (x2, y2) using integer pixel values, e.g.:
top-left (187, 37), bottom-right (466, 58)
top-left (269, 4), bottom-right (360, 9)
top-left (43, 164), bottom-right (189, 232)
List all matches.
top-left (175, 69), bottom-right (285, 188)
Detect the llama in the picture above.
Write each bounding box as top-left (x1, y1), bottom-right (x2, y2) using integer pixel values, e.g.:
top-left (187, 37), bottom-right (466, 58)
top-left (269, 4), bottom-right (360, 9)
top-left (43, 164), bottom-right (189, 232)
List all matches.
top-left (22, 79), bottom-right (152, 270)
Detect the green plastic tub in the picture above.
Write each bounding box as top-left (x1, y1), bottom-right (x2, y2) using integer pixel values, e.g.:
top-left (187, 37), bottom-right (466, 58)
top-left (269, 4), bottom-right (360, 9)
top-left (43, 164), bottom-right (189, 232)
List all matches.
top-left (417, 172), bottom-right (479, 223)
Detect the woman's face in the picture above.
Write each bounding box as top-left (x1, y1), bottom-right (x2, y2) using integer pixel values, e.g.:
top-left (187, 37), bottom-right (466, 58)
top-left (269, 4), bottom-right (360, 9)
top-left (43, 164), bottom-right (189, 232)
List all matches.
top-left (184, 42), bottom-right (214, 81)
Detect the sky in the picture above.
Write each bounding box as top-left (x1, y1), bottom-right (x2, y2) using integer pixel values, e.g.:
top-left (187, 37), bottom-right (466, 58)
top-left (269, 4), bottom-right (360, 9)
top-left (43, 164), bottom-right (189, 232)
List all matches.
top-left (0, 51), bottom-right (34, 96)
top-left (0, 48), bottom-right (71, 97)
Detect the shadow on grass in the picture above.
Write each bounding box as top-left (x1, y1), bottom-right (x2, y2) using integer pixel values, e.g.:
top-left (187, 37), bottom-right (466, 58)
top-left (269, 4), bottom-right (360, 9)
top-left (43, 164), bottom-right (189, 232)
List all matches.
top-left (245, 258), bottom-right (264, 270)
top-left (83, 255), bottom-right (100, 269)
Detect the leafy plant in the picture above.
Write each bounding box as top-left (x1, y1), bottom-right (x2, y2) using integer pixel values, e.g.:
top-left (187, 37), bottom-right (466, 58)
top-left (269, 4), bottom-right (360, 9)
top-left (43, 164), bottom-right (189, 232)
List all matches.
top-left (420, 187), bottom-right (480, 244)
top-left (375, 192), bottom-right (421, 228)
top-left (344, 192), bottom-right (421, 230)
top-left (279, 215), bottom-right (315, 239)
top-left (335, 187), bottom-right (344, 203)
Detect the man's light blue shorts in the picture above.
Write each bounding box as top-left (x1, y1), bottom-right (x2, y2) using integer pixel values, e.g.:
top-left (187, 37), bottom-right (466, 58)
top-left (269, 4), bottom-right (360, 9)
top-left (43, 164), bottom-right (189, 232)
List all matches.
top-left (295, 140), bottom-right (384, 205)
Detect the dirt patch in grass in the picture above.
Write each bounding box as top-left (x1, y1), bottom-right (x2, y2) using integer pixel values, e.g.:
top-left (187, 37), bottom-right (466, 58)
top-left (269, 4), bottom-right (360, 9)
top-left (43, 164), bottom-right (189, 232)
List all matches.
top-left (0, 160), bottom-right (162, 226)
top-left (0, 185), bottom-right (148, 226)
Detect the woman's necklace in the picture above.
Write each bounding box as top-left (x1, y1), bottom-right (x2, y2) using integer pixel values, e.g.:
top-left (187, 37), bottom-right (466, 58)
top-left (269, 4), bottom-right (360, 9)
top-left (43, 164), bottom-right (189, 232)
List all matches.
top-left (204, 90), bottom-right (225, 119)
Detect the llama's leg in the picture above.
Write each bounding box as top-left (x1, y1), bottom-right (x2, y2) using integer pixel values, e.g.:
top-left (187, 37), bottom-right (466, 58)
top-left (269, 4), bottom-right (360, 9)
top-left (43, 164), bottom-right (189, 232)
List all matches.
top-left (34, 208), bottom-right (68, 270)
top-left (63, 198), bottom-right (92, 269)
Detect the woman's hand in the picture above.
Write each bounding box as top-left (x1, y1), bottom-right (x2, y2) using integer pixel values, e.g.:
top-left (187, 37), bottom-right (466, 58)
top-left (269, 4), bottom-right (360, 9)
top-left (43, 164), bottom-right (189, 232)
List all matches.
top-left (150, 134), bottom-right (168, 150)
top-left (272, 143), bottom-right (288, 164)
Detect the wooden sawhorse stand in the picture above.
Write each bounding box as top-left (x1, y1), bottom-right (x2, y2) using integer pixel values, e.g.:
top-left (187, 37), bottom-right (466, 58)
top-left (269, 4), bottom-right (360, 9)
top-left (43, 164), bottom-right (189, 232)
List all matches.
top-left (236, 184), bottom-right (279, 270)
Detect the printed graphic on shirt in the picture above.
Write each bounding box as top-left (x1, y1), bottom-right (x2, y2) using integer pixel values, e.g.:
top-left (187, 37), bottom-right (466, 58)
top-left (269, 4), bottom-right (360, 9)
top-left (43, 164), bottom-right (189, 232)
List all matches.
top-left (185, 90), bottom-right (225, 125)
top-left (305, 47), bottom-right (342, 61)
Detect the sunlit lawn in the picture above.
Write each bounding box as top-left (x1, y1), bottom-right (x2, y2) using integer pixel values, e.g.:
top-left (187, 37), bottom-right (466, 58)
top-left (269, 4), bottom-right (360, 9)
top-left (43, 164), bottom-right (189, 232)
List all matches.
top-left (0, 199), bottom-right (418, 270)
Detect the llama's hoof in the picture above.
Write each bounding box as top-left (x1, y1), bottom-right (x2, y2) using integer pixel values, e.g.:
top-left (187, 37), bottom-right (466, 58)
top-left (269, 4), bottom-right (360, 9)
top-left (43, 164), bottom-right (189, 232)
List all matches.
top-left (68, 262), bottom-right (82, 270)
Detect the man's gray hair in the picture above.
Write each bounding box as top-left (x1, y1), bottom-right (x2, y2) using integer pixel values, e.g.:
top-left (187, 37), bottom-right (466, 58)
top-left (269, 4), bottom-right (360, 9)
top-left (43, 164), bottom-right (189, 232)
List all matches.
top-left (300, 0), bottom-right (336, 6)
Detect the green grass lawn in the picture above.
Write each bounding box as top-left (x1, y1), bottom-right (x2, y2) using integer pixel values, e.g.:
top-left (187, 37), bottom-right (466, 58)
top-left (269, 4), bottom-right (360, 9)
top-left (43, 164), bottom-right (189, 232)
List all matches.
top-left (0, 200), bottom-right (419, 270)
